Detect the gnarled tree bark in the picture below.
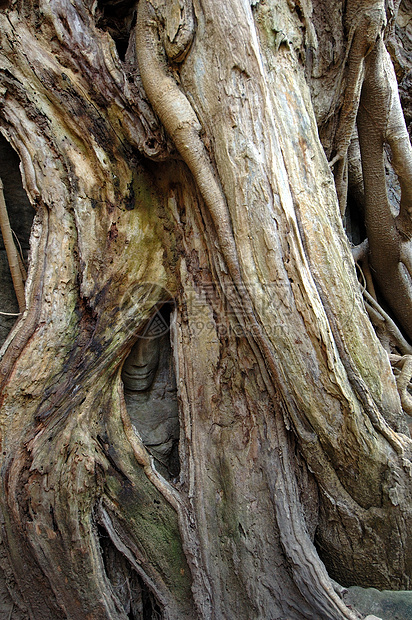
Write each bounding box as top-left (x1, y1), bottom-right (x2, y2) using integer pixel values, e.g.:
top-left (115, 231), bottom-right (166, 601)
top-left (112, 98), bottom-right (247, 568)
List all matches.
top-left (0, 0), bottom-right (411, 618)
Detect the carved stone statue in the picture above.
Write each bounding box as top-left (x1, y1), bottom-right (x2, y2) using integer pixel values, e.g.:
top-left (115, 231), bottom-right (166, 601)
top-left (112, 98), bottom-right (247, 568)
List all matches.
top-left (121, 315), bottom-right (180, 479)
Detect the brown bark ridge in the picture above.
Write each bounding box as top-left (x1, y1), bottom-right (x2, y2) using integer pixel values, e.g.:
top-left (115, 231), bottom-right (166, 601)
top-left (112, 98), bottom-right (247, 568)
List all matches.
top-left (0, 0), bottom-right (410, 619)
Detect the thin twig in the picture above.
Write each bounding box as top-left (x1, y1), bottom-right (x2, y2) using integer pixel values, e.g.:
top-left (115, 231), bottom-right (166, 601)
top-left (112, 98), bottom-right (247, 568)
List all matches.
top-left (356, 260), bottom-right (367, 291)
top-left (355, 253), bottom-right (378, 301)
top-left (0, 178), bottom-right (25, 311)
top-left (11, 228), bottom-right (24, 262)
top-left (363, 289), bottom-right (412, 355)
top-left (361, 256), bottom-right (377, 301)
top-left (0, 311), bottom-right (21, 317)
top-left (11, 228), bottom-right (27, 282)
top-left (392, 355), bottom-right (412, 415)
top-left (351, 238), bottom-right (369, 263)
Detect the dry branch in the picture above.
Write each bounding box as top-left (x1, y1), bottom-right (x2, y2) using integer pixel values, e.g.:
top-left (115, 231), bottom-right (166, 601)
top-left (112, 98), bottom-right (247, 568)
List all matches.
top-left (0, 177), bottom-right (25, 312)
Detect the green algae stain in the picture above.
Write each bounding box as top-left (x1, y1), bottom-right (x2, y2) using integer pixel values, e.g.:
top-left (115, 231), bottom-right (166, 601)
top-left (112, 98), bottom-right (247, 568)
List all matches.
top-left (105, 469), bottom-right (193, 603)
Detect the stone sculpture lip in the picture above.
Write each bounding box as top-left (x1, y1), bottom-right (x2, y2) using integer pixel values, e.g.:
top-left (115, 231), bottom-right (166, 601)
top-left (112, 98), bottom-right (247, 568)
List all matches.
top-left (122, 369), bottom-right (155, 381)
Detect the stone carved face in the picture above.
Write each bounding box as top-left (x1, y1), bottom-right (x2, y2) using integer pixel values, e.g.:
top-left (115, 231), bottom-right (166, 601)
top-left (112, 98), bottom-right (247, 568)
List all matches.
top-left (121, 337), bottom-right (161, 392)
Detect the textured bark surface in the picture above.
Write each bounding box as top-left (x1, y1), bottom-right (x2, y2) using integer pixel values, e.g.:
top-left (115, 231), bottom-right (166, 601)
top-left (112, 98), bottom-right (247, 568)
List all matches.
top-left (0, 0), bottom-right (411, 619)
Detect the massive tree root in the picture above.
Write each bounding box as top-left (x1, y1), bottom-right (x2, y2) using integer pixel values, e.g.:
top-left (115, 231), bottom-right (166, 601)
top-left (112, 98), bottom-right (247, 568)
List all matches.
top-left (328, 0), bottom-right (412, 344)
top-left (357, 37), bottom-right (412, 342)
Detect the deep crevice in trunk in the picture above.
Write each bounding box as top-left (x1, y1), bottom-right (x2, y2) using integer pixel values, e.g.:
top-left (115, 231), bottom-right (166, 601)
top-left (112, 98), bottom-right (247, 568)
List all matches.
top-left (122, 303), bottom-right (180, 481)
top-left (0, 134), bottom-right (33, 347)
top-left (98, 523), bottom-right (163, 620)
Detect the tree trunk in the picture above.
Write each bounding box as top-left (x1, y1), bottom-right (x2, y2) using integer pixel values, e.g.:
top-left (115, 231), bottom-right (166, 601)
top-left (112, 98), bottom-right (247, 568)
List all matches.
top-left (0, 0), bottom-right (411, 618)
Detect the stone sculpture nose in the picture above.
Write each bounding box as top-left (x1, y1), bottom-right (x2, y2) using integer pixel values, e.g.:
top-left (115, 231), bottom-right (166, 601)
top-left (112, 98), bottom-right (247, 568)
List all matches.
top-left (133, 338), bottom-right (160, 372)
top-left (133, 339), bottom-right (155, 367)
